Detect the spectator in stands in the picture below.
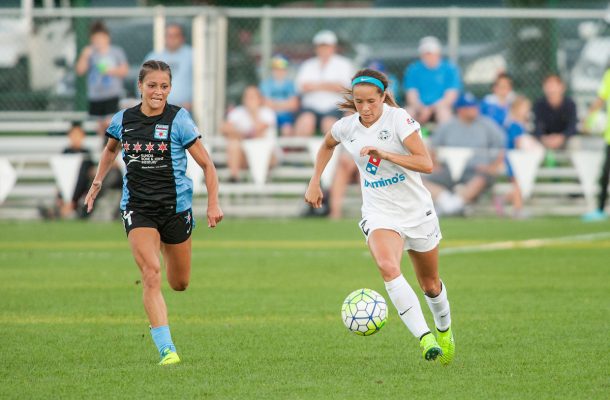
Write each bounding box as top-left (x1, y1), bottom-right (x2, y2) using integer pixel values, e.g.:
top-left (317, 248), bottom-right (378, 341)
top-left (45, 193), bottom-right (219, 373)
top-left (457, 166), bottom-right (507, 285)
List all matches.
top-left (143, 23), bottom-right (193, 110)
top-left (481, 73), bottom-right (515, 127)
top-left (423, 93), bottom-right (505, 216)
top-left (496, 95), bottom-right (540, 219)
top-left (404, 36), bottom-right (461, 125)
top-left (293, 30), bottom-right (354, 136)
top-left (533, 74), bottom-right (577, 152)
top-left (260, 54), bottom-right (299, 137)
top-left (39, 124), bottom-right (94, 219)
top-left (75, 21), bottom-right (128, 139)
top-left (220, 86), bottom-right (277, 183)
top-left (582, 65), bottom-right (610, 222)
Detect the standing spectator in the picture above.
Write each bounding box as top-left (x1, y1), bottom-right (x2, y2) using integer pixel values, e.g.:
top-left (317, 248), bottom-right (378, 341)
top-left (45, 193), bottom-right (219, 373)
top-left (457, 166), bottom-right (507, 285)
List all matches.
top-left (533, 74), bottom-right (577, 152)
top-left (481, 73), bottom-right (515, 127)
top-left (582, 67), bottom-right (610, 222)
top-left (423, 93), bottom-right (505, 216)
top-left (404, 36), bottom-right (461, 125)
top-left (75, 21), bottom-right (128, 139)
top-left (221, 86), bottom-right (277, 183)
top-left (260, 54), bottom-right (299, 137)
top-left (293, 30), bottom-right (354, 136)
top-left (143, 23), bottom-right (193, 110)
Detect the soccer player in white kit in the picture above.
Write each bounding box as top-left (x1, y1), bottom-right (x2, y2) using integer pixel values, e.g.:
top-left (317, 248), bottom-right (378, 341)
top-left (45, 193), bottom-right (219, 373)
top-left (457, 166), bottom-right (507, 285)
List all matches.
top-left (305, 68), bottom-right (455, 364)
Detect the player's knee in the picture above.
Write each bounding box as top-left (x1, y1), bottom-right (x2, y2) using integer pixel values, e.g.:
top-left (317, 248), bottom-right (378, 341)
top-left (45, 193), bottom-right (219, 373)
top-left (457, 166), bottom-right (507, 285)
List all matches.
top-left (140, 262), bottom-right (161, 288)
top-left (376, 259), bottom-right (400, 280)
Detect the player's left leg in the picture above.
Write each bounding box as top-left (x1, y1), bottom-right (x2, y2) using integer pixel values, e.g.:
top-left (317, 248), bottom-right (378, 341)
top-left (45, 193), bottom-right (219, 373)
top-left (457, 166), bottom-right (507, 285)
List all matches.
top-left (161, 238), bottom-right (192, 291)
top-left (408, 245), bottom-right (455, 365)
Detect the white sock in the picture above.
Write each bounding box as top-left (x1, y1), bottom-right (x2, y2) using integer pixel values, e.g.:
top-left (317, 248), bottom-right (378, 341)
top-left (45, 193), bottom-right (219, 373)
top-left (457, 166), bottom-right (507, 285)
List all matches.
top-left (424, 281), bottom-right (451, 331)
top-left (384, 274), bottom-right (430, 339)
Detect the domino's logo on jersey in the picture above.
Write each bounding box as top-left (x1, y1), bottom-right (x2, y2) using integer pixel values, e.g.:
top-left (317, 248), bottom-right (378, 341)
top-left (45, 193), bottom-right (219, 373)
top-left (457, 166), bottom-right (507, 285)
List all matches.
top-left (366, 156), bottom-right (381, 175)
top-left (154, 124), bottom-right (169, 140)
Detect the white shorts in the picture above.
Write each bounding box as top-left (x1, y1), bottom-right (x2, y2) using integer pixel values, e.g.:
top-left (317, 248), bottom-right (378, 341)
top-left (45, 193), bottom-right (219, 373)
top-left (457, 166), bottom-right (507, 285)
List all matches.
top-left (358, 215), bottom-right (442, 252)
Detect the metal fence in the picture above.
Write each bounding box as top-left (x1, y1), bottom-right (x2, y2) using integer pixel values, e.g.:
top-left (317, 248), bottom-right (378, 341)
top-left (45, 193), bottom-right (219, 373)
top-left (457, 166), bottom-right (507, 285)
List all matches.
top-left (0, 6), bottom-right (608, 134)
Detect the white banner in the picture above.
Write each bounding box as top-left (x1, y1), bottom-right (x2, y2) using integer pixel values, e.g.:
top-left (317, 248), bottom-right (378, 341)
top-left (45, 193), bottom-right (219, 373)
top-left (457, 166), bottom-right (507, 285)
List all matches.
top-left (242, 138), bottom-right (275, 187)
top-left (507, 148), bottom-right (545, 199)
top-left (307, 138), bottom-right (341, 188)
top-left (186, 152), bottom-right (205, 195)
top-left (437, 147), bottom-right (474, 182)
top-left (50, 154), bottom-right (83, 203)
top-left (571, 150), bottom-right (604, 208)
top-left (0, 158), bottom-right (17, 204)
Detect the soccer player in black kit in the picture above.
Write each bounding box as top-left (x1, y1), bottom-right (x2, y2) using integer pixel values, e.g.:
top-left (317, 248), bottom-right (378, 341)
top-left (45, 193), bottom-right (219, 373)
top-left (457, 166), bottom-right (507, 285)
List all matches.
top-left (84, 60), bottom-right (223, 365)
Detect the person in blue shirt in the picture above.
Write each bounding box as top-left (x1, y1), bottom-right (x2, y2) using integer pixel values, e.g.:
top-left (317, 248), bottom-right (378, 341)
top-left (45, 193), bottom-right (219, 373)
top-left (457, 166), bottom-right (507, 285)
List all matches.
top-left (404, 36), bottom-right (461, 124)
top-left (84, 60), bottom-right (223, 366)
top-left (481, 73), bottom-right (515, 127)
top-left (259, 54), bottom-right (299, 136)
top-left (143, 24), bottom-right (193, 110)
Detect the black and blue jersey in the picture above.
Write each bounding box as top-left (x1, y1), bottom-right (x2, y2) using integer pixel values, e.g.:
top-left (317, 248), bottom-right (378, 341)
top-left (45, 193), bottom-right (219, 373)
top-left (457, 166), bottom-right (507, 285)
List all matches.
top-left (106, 103), bottom-right (201, 215)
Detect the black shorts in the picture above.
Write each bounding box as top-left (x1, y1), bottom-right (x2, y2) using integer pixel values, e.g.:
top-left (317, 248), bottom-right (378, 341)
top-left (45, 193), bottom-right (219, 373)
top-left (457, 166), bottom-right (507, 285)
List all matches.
top-left (121, 208), bottom-right (194, 244)
top-left (299, 108), bottom-right (344, 134)
top-left (89, 97), bottom-right (119, 117)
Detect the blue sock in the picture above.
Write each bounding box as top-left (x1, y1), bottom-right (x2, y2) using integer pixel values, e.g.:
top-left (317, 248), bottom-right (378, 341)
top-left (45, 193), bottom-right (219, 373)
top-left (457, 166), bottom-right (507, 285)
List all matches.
top-left (150, 325), bottom-right (176, 355)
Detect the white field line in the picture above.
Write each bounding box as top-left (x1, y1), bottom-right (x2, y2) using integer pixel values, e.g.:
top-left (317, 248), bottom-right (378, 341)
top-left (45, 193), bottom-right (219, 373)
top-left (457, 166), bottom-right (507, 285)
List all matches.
top-left (439, 232), bottom-right (610, 255)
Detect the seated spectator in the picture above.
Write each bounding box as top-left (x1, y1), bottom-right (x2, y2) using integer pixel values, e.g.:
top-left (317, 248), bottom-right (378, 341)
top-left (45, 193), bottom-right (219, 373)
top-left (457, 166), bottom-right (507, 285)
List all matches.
top-left (293, 30), bottom-right (354, 136)
top-left (39, 124), bottom-right (94, 219)
top-left (404, 36), bottom-right (461, 124)
top-left (143, 23), bottom-right (193, 110)
top-left (366, 59), bottom-right (400, 101)
top-left (496, 95), bottom-right (541, 218)
top-left (221, 86), bottom-right (277, 183)
top-left (423, 93), bottom-right (505, 216)
top-left (481, 73), bottom-right (515, 127)
top-left (533, 74), bottom-right (577, 152)
top-left (259, 54), bottom-right (299, 136)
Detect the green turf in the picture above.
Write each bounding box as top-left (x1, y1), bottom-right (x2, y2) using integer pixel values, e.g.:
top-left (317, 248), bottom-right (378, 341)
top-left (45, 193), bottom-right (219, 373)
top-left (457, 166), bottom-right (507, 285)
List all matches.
top-left (0, 218), bottom-right (608, 399)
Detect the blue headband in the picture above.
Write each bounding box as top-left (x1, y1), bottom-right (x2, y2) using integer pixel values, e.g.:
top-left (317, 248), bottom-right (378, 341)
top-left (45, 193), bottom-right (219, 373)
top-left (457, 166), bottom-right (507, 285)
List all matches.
top-left (351, 76), bottom-right (385, 91)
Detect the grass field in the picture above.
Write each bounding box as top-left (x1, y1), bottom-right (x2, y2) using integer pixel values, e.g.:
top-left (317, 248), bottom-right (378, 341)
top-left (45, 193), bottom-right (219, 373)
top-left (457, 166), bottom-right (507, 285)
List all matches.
top-left (1, 217), bottom-right (609, 399)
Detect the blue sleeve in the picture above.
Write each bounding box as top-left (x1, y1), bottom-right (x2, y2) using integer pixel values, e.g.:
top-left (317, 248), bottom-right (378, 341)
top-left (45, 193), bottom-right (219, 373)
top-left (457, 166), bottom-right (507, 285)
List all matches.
top-left (446, 62), bottom-right (461, 90)
top-left (174, 108), bottom-right (201, 148)
top-left (105, 110), bottom-right (125, 141)
top-left (404, 64), bottom-right (417, 91)
top-left (259, 80), bottom-right (271, 98)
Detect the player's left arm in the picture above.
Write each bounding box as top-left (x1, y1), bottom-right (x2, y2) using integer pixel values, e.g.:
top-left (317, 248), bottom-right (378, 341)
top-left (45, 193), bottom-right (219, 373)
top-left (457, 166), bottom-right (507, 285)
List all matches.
top-left (360, 132), bottom-right (433, 174)
top-left (187, 140), bottom-right (223, 228)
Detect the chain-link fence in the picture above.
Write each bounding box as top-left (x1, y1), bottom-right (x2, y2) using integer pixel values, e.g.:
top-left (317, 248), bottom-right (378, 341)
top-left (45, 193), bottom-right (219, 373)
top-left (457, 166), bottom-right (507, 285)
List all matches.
top-left (0, 6), bottom-right (608, 131)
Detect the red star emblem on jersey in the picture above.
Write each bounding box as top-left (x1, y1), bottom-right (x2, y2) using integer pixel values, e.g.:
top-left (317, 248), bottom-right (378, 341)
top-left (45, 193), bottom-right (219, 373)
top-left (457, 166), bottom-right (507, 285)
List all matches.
top-left (145, 142), bottom-right (155, 152)
top-left (157, 142), bottom-right (168, 153)
top-left (123, 142), bottom-right (130, 151)
top-left (132, 142), bottom-right (142, 152)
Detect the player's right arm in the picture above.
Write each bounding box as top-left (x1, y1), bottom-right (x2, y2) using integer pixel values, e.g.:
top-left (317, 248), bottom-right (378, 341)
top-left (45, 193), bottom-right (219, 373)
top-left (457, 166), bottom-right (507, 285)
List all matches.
top-left (305, 131), bottom-right (340, 208)
top-left (84, 138), bottom-right (121, 213)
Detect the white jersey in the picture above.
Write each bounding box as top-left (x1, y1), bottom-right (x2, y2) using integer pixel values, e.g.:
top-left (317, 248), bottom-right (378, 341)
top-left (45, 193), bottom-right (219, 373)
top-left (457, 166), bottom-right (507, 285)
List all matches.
top-left (331, 104), bottom-right (436, 226)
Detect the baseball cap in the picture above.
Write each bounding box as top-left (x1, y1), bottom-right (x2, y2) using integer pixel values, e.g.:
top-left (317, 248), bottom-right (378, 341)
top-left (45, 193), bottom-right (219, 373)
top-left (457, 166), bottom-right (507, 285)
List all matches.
top-left (271, 54), bottom-right (289, 69)
top-left (313, 30), bottom-right (337, 46)
top-left (418, 36), bottom-right (442, 54)
top-left (455, 92), bottom-right (479, 109)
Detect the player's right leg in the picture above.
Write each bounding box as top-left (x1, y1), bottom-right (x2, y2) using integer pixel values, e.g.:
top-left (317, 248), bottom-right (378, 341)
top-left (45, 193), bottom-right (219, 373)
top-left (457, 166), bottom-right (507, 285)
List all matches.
top-left (128, 227), bottom-right (179, 365)
top-left (367, 228), bottom-right (441, 361)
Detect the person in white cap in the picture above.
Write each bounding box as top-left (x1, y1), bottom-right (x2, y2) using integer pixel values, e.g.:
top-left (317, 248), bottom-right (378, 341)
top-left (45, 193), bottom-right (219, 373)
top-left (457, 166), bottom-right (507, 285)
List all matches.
top-left (293, 30), bottom-right (355, 137)
top-left (403, 36), bottom-right (461, 124)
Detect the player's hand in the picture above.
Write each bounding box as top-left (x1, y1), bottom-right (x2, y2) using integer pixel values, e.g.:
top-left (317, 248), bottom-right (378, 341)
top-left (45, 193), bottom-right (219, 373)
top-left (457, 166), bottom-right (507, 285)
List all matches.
top-left (305, 181), bottom-right (323, 208)
top-left (360, 146), bottom-right (387, 161)
top-left (84, 181), bottom-right (102, 213)
top-left (207, 204), bottom-right (223, 228)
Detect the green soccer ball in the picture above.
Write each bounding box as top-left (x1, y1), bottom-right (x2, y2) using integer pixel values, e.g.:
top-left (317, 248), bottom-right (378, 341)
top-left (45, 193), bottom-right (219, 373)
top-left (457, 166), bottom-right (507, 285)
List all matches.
top-left (341, 288), bottom-right (387, 336)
